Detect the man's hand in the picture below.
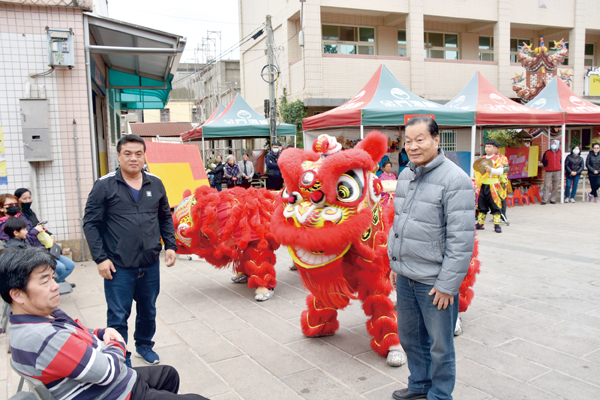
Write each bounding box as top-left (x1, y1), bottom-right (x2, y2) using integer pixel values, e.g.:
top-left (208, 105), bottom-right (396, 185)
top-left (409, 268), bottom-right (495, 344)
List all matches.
top-left (98, 259), bottom-right (116, 280)
top-left (571, 171), bottom-right (577, 176)
top-left (34, 223), bottom-right (44, 232)
top-left (165, 249), bottom-right (177, 267)
top-left (103, 327), bottom-right (124, 345)
top-left (429, 287), bottom-right (454, 310)
top-left (485, 166), bottom-right (492, 172)
top-left (390, 271), bottom-right (397, 291)
top-left (595, 170), bottom-right (599, 174)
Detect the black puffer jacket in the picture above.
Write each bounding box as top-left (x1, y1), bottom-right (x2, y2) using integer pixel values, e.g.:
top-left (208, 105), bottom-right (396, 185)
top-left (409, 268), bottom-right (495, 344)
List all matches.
top-left (565, 154), bottom-right (584, 175)
top-left (586, 152), bottom-right (600, 174)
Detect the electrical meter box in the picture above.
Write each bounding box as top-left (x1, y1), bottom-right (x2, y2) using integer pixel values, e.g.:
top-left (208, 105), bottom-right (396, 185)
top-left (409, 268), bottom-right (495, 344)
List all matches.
top-left (20, 99), bottom-right (53, 162)
top-left (47, 28), bottom-right (75, 68)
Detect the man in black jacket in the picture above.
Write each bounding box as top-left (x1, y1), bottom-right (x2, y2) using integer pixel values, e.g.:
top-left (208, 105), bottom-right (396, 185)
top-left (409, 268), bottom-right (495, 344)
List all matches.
top-left (83, 134), bottom-right (177, 367)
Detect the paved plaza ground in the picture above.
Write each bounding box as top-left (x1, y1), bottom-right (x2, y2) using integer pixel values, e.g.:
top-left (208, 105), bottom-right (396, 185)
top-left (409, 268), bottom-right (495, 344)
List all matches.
top-left (1, 197), bottom-right (600, 399)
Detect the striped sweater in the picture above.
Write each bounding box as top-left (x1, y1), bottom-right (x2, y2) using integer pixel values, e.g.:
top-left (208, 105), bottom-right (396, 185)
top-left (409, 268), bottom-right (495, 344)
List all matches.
top-left (10, 309), bottom-right (137, 400)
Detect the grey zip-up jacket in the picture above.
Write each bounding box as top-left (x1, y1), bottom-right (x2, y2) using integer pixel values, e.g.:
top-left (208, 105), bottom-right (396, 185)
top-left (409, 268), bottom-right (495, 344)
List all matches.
top-left (388, 149), bottom-right (475, 295)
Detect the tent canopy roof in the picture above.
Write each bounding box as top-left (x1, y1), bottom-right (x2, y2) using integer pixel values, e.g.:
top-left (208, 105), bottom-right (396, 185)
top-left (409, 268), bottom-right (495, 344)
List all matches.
top-left (181, 103), bottom-right (225, 141)
top-left (526, 76), bottom-right (600, 124)
top-left (200, 94), bottom-right (296, 139)
top-left (302, 64), bottom-right (475, 130)
top-left (446, 72), bottom-right (564, 126)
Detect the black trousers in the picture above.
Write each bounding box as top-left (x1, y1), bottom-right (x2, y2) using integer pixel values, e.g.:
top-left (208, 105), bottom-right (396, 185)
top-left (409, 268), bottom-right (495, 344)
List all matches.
top-left (590, 175), bottom-right (600, 198)
top-left (130, 366), bottom-right (209, 400)
top-left (477, 184), bottom-right (502, 215)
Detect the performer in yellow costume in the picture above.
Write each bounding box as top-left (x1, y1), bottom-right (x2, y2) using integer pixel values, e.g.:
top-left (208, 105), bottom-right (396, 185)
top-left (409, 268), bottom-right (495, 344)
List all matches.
top-left (476, 139), bottom-right (509, 233)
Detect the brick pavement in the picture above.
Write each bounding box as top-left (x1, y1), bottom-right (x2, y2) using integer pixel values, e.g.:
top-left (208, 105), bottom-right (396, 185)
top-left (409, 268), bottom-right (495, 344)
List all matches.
top-left (1, 200), bottom-right (599, 399)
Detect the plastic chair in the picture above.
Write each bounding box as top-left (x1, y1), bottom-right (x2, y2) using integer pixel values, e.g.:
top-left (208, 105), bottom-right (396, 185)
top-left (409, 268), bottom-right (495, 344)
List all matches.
top-left (11, 360), bottom-right (57, 400)
top-left (509, 189), bottom-right (528, 206)
top-left (526, 185), bottom-right (542, 204)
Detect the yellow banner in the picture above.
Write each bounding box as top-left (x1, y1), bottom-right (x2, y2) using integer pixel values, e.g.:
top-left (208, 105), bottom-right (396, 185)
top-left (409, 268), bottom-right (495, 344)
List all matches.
top-left (590, 75), bottom-right (600, 96)
top-left (0, 127), bottom-right (6, 185)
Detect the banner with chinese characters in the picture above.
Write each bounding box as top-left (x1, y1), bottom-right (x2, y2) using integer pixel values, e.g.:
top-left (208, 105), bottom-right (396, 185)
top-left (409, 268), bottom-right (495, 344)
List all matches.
top-left (0, 127), bottom-right (6, 185)
top-left (500, 146), bottom-right (539, 179)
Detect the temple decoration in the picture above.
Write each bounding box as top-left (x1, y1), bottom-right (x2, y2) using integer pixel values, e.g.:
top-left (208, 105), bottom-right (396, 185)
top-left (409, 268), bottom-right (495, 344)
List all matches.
top-left (512, 36), bottom-right (569, 102)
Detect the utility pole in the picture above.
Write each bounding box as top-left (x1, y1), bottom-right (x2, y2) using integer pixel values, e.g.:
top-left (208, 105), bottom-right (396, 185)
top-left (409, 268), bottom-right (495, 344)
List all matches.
top-left (266, 15), bottom-right (277, 143)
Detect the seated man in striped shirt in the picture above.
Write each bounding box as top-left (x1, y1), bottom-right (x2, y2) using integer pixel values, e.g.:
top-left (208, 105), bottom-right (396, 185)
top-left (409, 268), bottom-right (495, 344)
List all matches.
top-left (0, 247), bottom-right (209, 400)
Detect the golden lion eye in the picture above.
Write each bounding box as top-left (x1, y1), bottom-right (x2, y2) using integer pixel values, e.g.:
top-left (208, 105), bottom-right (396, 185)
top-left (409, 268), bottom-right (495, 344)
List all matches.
top-left (336, 170), bottom-right (363, 203)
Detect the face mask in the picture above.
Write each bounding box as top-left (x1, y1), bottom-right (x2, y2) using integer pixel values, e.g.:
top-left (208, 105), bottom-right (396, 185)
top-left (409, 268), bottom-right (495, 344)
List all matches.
top-left (21, 202), bottom-right (32, 212)
top-left (573, 149), bottom-right (580, 155)
top-left (6, 206), bottom-right (20, 216)
top-left (550, 144), bottom-right (557, 150)
top-left (273, 148), bottom-right (280, 153)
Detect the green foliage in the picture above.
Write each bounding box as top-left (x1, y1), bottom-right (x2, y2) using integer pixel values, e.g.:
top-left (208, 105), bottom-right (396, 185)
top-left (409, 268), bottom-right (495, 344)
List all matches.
top-left (279, 87), bottom-right (307, 148)
top-left (486, 129), bottom-right (524, 149)
top-left (588, 136), bottom-right (600, 149)
top-left (570, 134), bottom-right (581, 148)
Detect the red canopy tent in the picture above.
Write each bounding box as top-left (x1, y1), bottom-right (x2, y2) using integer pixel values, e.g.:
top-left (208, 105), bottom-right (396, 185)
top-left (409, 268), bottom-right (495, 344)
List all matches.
top-left (181, 102), bottom-right (225, 141)
top-left (446, 72), bottom-right (564, 176)
top-left (525, 76), bottom-right (600, 202)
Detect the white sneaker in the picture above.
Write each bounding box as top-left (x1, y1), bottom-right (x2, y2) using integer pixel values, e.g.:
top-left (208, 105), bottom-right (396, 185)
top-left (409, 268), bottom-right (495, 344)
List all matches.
top-left (255, 290), bottom-right (274, 301)
top-left (386, 348), bottom-right (407, 367)
top-left (570, 198), bottom-right (576, 203)
top-left (454, 316), bottom-right (463, 336)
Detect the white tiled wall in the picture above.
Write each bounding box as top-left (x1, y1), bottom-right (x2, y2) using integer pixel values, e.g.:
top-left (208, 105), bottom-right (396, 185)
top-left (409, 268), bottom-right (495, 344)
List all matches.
top-left (0, 31), bottom-right (68, 237)
top-left (0, 4), bottom-right (94, 244)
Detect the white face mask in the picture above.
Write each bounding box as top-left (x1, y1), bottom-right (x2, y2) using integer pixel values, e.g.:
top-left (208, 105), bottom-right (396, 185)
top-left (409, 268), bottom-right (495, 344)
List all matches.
top-left (573, 149), bottom-right (580, 155)
top-left (273, 148), bottom-right (280, 153)
top-left (550, 144), bottom-right (557, 150)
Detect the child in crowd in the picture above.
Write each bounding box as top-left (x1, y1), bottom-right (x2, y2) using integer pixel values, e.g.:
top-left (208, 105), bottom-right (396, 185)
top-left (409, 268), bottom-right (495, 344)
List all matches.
top-left (3, 217), bottom-right (30, 250)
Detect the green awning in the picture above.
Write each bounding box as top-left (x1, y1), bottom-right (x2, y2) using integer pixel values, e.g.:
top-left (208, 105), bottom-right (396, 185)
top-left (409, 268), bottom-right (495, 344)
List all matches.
top-left (108, 68), bottom-right (172, 110)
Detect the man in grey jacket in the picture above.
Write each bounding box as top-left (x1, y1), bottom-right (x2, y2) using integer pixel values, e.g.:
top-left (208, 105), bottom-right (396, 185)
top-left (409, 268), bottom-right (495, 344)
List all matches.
top-left (238, 152), bottom-right (255, 189)
top-left (388, 117), bottom-right (475, 400)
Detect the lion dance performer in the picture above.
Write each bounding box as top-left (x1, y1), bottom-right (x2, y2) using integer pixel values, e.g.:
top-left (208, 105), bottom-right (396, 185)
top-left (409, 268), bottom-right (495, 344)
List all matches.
top-left (271, 132), bottom-right (407, 367)
top-left (476, 139), bottom-right (509, 233)
top-left (172, 186), bottom-right (279, 301)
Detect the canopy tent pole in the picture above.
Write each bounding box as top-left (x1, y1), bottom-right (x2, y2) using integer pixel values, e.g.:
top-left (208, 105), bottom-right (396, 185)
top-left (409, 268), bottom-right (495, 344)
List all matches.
top-left (560, 123), bottom-right (566, 204)
top-left (479, 127), bottom-right (483, 156)
top-left (470, 125), bottom-right (476, 178)
top-left (294, 134), bottom-right (297, 148)
top-left (547, 126), bottom-right (551, 149)
top-left (360, 125), bottom-right (364, 139)
top-left (302, 131), bottom-right (306, 149)
top-left (202, 136), bottom-right (206, 166)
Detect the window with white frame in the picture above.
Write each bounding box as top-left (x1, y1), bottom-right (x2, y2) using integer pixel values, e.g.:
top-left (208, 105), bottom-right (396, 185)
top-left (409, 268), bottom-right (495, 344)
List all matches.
top-left (439, 130), bottom-right (457, 151)
top-left (510, 38), bottom-right (532, 63)
top-left (160, 109), bottom-right (170, 122)
top-left (398, 30), bottom-right (407, 57)
top-left (424, 32), bottom-right (459, 60)
top-left (585, 43), bottom-right (594, 67)
top-left (479, 36), bottom-right (494, 61)
top-left (322, 25), bottom-right (376, 55)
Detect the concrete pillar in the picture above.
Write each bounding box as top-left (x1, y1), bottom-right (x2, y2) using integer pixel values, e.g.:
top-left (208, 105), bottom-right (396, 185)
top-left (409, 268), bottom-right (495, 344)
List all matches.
top-left (302, 1), bottom-right (323, 99)
top-left (407, 0), bottom-right (424, 95)
top-left (495, 1), bottom-right (511, 96)
top-left (570, 0), bottom-right (586, 96)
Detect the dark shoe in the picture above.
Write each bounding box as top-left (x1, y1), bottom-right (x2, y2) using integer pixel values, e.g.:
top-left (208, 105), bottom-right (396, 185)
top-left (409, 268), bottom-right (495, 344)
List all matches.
top-left (549, 201), bottom-right (556, 204)
top-left (289, 264), bottom-right (298, 271)
top-left (68, 282), bottom-right (76, 288)
top-left (494, 225), bottom-right (502, 233)
top-left (124, 353), bottom-right (132, 368)
top-left (136, 346), bottom-right (160, 365)
top-left (541, 202), bottom-right (546, 205)
top-left (475, 223), bottom-right (484, 230)
top-left (392, 388), bottom-right (428, 400)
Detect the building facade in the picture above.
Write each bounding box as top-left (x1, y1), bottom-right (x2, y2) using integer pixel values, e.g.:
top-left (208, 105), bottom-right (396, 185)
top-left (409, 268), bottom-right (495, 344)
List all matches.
top-left (0, 0), bottom-right (184, 259)
top-left (239, 0), bottom-right (600, 151)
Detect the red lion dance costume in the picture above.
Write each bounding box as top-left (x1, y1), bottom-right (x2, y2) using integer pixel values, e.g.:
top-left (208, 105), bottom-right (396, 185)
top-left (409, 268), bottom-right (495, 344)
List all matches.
top-left (172, 186), bottom-right (279, 301)
top-left (271, 132), bottom-right (407, 366)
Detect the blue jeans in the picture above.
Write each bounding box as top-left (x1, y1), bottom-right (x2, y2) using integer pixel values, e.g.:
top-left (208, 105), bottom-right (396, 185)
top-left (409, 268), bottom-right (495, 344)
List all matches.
top-left (55, 255), bottom-right (75, 283)
top-left (396, 275), bottom-right (459, 400)
top-left (104, 258), bottom-right (160, 349)
top-left (565, 174), bottom-right (580, 199)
